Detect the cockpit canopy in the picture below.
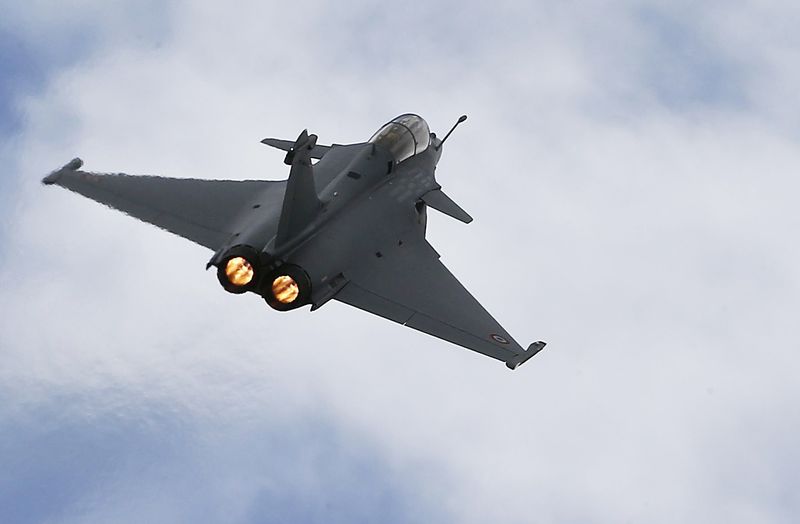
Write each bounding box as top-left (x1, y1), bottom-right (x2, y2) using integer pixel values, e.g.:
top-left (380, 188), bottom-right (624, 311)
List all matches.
top-left (368, 114), bottom-right (431, 163)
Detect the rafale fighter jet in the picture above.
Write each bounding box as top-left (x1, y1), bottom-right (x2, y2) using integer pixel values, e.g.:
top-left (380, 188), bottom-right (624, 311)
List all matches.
top-left (43, 114), bottom-right (545, 369)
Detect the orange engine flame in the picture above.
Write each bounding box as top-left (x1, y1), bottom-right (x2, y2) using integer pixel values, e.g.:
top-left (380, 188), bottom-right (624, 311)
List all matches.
top-left (225, 257), bottom-right (254, 286)
top-left (272, 275), bottom-right (299, 304)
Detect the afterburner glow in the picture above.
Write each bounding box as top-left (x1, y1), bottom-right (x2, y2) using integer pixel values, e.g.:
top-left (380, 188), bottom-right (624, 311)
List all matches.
top-left (225, 257), bottom-right (254, 286)
top-left (272, 275), bottom-right (299, 304)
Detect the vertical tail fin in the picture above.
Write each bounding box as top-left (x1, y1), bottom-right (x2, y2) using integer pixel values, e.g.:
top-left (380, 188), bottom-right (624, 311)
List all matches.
top-left (275, 130), bottom-right (323, 248)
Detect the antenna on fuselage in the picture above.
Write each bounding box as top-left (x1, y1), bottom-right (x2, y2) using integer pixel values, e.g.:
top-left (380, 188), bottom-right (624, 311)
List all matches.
top-left (435, 114), bottom-right (468, 150)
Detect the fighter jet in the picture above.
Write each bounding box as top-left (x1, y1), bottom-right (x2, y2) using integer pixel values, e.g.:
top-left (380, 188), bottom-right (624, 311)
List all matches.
top-left (43, 114), bottom-right (545, 369)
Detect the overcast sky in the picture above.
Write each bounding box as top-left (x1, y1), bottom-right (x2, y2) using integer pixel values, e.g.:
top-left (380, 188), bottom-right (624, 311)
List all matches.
top-left (2, 1), bottom-right (799, 522)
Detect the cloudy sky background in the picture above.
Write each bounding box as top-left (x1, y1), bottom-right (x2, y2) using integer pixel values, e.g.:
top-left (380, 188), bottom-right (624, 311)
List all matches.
top-left (2, 1), bottom-right (799, 522)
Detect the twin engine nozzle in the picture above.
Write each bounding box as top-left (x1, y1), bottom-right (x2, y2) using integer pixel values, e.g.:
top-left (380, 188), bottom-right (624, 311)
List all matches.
top-left (216, 245), bottom-right (310, 311)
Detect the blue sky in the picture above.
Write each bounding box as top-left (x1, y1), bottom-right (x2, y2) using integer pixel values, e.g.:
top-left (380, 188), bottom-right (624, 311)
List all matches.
top-left (2, 1), bottom-right (800, 523)
top-left (0, 1), bottom-right (171, 248)
top-left (634, 6), bottom-right (747, 110)
top-left (1, 394), bottom-right (447, 523)
top-left (0, 29), bottom-right (50, 136)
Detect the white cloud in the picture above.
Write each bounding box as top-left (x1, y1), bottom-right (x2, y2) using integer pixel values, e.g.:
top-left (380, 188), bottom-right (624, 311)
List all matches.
top-left (2, 1), bottom-right (799, 522)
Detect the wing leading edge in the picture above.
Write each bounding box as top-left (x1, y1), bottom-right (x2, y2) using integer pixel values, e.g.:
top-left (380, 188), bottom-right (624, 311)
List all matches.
top-left (334, 234), bottom-right (545, 369)
top-left (43, 158), bottom-right (287, 251)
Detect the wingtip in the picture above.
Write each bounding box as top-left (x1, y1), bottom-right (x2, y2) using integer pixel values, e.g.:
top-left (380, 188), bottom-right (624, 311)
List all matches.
top-left (42, 157), bottom-right (83, 185)
top-left (505, 340), bottom-right (547, 370)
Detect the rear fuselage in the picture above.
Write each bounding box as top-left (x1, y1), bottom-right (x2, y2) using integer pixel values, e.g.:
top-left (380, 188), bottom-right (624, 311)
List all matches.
top-left (216, 115), bottom-right (444, 311)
